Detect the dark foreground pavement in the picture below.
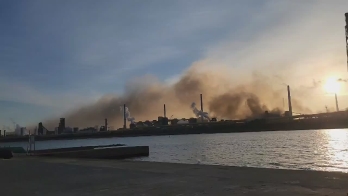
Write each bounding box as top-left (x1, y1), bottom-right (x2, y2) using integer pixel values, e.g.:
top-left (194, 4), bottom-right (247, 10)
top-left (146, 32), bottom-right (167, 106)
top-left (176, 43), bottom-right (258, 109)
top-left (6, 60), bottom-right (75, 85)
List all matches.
top-left (1, 157), bottom-right (348, 196)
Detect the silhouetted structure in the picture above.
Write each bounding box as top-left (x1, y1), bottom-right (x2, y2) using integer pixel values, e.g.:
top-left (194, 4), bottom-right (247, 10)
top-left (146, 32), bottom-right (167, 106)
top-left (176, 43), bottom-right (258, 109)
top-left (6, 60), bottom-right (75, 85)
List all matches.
top-left (58, 118), bottom-right (65, 134)
top-left (38, 122), bottom-right (43, 135)
top-left (99, 126), bottom-right (107, 131)
top-left (189, 118), bottom-right (197, 124)
top-left (171, 118), bottom-right (179, 125)
top-left (335, 93), bottom-right (339, 112)
top-left (151, 120), bottom-right (157, 125)
top-left (79, 127), bottom-right (97, 133)
top-left (136, 121), bottom-right (145, 127)
top-left (164, 104), bottom-right (166, 118)
top-left (123, 104), bottom-right (126, 129)
top-left (104, 118), bottom-right (108, 131)
top-left (130, 123), bottom-right (136, 129)
top-left (144, 120), bottom-right (153, 126)
top-left (200, 94), bottom-right (203, 121)
top-left (158, 116), bottom-right (169, 126)
top-left (287, 85), bottom-right (293, 117)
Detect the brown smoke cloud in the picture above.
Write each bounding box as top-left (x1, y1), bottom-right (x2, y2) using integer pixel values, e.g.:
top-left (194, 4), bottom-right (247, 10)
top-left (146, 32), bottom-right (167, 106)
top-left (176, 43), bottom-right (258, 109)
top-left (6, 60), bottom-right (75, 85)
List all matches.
top-left (40, 62), bottom-right (311, 130)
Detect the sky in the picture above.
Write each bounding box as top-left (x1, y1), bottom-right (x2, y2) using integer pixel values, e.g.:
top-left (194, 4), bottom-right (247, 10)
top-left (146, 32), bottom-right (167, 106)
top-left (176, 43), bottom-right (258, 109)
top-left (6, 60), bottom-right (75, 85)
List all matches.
top-left (1, 0), bottom-right (348, 130)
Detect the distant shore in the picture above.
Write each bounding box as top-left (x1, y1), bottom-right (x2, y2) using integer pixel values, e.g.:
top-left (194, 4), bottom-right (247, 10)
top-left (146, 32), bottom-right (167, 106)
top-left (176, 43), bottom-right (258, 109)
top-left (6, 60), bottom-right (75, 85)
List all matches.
top-left (1, 120), bottom-right (348, 143)
top-left (3, 111), bottom-right (348, 143)
top-left (1, 157), bottom-right (347, 195)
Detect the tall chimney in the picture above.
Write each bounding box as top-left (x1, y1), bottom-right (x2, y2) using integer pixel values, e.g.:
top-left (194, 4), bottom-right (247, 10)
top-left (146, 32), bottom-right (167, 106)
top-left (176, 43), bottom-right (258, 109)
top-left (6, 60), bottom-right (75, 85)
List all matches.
top-left (335, 93), bottom-right (339, 112)
top-left (200, 94), bottom-right (203, 111)
top-left (200, 94), bottom-right (204, 122)
top-left (105, 118), bottom-right (108, 131)
top-left (123, 104), bottom-right (126, 129)
top-left (164, 104), bottom-right (166, 118)
top-left (287, 85), bottom-right (293, 116)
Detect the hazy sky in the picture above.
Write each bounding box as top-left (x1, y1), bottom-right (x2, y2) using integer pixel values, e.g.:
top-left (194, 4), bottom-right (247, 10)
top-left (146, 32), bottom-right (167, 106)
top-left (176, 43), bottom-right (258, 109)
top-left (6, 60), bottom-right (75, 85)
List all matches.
top-left (1, 0), bottom-right (348, 129)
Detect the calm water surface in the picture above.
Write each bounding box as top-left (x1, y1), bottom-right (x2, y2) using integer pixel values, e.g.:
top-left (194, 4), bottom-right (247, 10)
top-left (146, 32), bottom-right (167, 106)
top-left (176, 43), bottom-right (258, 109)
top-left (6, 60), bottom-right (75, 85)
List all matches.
top-left (2, 129), bottom-right (348, 172)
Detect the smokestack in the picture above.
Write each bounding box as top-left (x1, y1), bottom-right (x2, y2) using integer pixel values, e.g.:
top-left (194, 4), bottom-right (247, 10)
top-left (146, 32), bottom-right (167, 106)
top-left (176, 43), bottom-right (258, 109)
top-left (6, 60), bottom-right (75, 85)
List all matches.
top-left (105, 118), bottom-right (108, 131)
top-left (345, 13), bottom-right (348, 70)
top-left (200, 94), bottom-right (203, 121)
top-left (335, 93), bottom-right (339, 112)
top-left (164, 104), bottom-right (166, 118)
top-left (123, 104), bottom-right (126, 129)
top-left (287, 85), bottom-right (293, 116)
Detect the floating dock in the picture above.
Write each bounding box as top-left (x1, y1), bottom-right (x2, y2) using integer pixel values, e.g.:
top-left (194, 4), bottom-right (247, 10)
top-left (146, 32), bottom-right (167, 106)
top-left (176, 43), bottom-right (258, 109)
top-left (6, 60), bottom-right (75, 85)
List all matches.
top-left (1, 145), bottom-right (149, 160)
top-left (32, 145), bottom-right (149, 159)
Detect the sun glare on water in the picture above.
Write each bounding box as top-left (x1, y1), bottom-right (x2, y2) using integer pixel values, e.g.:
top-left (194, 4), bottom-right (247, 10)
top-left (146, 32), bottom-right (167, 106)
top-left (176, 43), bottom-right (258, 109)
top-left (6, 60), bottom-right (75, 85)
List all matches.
top-left (324, 77), bottom-right (340, 94)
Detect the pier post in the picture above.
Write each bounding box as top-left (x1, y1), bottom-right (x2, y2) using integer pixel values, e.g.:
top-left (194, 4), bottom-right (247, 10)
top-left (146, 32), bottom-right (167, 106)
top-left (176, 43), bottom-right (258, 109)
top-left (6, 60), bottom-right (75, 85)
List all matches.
top-left (164, 104), bottom-right (166, 118)
top-left (287, 85), bottom-right (293, 117)
top-left (123, 104), bottom-right (126, 129)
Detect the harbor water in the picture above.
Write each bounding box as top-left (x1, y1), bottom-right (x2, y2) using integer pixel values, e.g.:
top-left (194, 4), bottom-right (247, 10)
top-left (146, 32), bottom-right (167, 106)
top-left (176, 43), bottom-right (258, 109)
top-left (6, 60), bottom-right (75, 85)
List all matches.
top-left (2, 129), bottom-right (348, 173)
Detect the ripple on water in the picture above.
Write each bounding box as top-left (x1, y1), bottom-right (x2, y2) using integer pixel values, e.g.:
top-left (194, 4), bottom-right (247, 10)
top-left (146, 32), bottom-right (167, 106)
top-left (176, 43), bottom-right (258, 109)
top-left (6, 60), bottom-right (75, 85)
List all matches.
top-left (3, 129), bottom-right (348, 173)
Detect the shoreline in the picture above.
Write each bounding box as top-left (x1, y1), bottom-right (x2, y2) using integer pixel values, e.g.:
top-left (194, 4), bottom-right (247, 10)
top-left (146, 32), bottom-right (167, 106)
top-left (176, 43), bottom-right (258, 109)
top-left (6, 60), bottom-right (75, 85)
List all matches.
top-left (1, 157), bottom-right (348, 195)
top-left (1, 125), bottom-right (348, 143)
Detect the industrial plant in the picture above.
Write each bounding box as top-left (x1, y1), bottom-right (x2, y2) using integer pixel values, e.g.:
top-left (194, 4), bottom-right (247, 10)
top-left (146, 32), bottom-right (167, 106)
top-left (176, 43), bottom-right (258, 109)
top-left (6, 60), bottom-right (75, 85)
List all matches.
top-left (2, 83), bottom-right (348, 143)
top-left (0, 13), bottom-right (348, 142)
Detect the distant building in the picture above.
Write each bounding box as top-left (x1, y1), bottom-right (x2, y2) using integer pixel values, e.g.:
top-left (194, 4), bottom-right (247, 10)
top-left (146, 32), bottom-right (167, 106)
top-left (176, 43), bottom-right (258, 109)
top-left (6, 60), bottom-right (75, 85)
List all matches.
top-left (177, 119), bottom-right (189, 124)
top-left (79, 127), bottom-right (97, 133)
top-left (62, 127), bottom-right (73, 134)
top-left (136, 121), bottom-right (146, 127)
top-left (4, 132), bottom-right (16, 136)
top-left (14, 125), bottom-right (29, 136)
top-left (170, 118), bottom-right (179, 125)
top-left (144, 120), bottom-right (153, 127)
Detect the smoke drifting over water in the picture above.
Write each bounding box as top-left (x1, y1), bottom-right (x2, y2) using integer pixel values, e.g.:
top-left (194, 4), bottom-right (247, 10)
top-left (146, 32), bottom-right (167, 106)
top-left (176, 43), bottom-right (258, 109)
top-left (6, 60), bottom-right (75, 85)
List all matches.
top-left (42, 64), bottom-right (310, 129)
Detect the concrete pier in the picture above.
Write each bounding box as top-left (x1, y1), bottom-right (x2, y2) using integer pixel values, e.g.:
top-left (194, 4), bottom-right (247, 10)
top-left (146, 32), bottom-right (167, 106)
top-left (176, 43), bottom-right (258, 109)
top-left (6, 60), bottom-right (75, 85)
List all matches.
top-left (33, 146), bottom-right (149, 159)
top-left (0, 158), bottom-right (347, 195)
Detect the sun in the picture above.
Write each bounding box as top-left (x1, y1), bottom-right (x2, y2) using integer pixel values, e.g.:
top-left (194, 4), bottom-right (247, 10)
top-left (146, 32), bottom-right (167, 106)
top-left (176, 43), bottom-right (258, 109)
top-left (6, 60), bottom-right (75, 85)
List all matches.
top-left (324, 77), bottom-right (340, 94)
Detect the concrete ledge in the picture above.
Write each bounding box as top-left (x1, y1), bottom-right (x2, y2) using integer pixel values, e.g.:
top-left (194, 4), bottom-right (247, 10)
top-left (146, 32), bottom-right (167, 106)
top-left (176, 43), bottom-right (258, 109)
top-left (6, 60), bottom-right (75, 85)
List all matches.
top-left (33, 146), bottom-right (149, 159)
top-left (1, 158), bottom-right (348, 195)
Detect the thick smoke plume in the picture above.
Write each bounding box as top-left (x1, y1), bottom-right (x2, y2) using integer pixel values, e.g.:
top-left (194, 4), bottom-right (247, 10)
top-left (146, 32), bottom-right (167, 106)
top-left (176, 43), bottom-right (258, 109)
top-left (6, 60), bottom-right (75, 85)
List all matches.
top-left (119, 106), bottom-right (135, 124)
top-left (40, 64), bottom-right (310, 130)
top-left (191, 102), bottom-right (210, 120)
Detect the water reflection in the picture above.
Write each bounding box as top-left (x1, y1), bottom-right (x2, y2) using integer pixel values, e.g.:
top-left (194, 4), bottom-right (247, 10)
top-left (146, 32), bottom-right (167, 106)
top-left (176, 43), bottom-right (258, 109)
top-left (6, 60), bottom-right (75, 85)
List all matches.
top-left (2, 129), bottom-right (348, 173)
top-left (323, 129), bottom-right (348, 172)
